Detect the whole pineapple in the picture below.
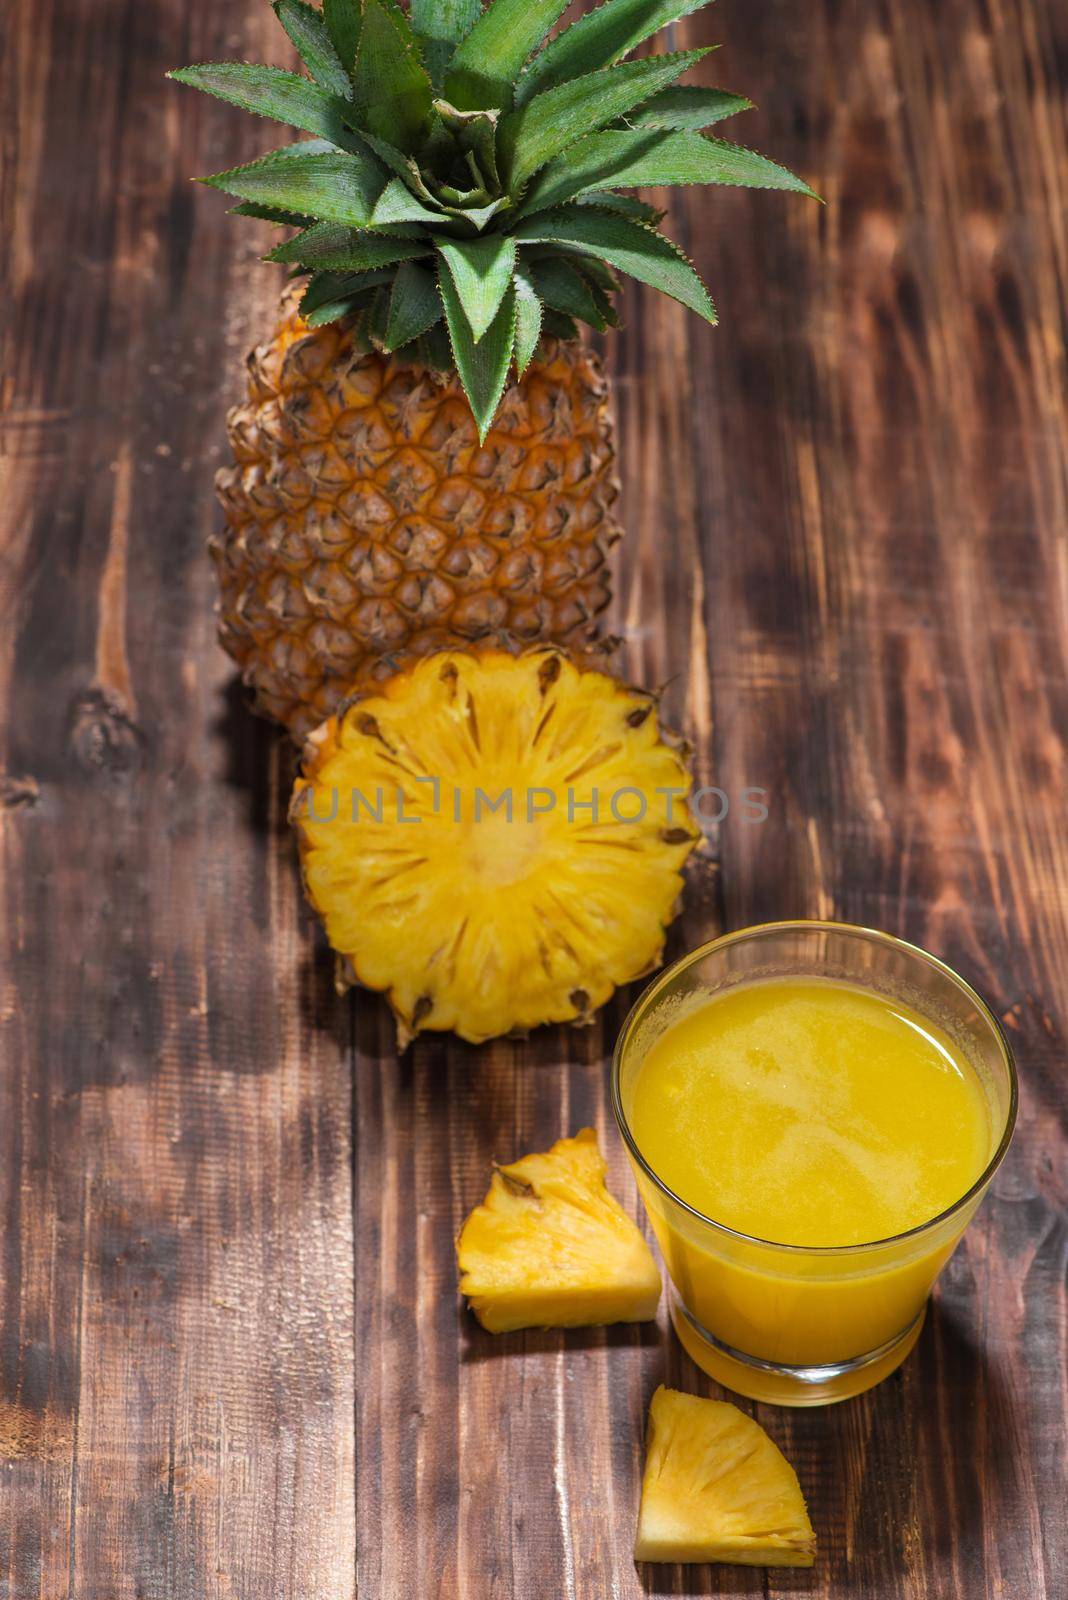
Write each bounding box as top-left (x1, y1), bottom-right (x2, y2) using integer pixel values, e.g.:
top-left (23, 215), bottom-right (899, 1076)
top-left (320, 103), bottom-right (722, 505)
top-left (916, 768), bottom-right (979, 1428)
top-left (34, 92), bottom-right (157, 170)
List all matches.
top-left (216, 288), bottom-right (619, 736)
top-left (173, 0), bottom-right (813, 739)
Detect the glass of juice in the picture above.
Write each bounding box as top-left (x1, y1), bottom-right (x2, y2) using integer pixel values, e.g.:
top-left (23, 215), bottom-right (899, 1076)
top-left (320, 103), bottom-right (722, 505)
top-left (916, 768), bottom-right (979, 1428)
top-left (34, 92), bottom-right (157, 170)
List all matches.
top-left (613, 921), bottom-right (1017, 1405)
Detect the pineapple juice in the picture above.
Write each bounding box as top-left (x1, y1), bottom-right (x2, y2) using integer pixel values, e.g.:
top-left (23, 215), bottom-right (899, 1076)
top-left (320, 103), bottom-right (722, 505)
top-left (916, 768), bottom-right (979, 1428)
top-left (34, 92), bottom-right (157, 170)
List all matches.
top-left (627, 977), bottom-right (996, 1383)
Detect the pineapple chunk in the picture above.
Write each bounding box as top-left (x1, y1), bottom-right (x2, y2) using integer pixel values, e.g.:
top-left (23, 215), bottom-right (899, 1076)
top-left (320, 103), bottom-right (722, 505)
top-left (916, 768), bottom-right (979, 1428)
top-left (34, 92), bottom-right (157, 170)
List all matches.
top-left (635, 1387), bottom-right (816, 1567)
top-left (457, 1129), bottom-right (661, 1332)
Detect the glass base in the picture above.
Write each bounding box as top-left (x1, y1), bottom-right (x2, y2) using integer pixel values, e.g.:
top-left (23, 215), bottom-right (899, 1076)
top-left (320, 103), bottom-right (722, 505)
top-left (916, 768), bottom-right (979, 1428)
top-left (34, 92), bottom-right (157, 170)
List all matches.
top-left (670, 1296), bottom-right (927, 1406)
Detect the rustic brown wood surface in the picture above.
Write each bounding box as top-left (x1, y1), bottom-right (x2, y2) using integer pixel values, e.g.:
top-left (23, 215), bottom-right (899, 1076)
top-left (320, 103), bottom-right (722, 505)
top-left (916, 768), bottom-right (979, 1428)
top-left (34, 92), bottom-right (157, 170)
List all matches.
top-left (2, 0), bottom-right (1066, 1595)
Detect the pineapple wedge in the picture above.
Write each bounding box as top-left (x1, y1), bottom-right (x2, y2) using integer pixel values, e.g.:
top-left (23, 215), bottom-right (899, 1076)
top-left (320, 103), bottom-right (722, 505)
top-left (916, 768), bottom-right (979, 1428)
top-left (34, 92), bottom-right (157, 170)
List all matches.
top-left (635, 1387), bottom-right (816, 1567)
top-left (457, 1129), bottom-right (661, 1333)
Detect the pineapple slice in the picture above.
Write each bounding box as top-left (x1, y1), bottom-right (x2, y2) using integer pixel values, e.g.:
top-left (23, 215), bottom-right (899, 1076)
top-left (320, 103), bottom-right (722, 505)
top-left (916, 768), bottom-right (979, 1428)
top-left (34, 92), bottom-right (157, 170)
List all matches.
top-left (291, 646), bottom-right (698, 1046)
top-left (635, 1387), bottom-right (816, 1567)
top-left (457, 1129), bottom-right (661, 1332)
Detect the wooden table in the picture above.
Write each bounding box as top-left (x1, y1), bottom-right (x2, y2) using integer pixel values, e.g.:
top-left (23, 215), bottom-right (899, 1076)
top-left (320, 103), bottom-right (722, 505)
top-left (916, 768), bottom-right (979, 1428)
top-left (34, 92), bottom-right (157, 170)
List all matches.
top-left (3, 0), bottom-right (1066, 1595)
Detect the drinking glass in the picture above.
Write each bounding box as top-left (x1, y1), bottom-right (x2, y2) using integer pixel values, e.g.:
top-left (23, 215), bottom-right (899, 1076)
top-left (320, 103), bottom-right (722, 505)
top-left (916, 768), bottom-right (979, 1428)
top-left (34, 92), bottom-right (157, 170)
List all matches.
top-left (612, 921), bottom-right (1017, 1405)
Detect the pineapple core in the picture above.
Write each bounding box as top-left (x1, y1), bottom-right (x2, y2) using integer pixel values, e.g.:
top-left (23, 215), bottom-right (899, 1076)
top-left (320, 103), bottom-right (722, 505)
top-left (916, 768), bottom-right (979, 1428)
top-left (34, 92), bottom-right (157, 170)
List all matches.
top-left (457, 1129), bottom-right (661, 1332)
top-left (292, 647), bottom-right (698, 1045)
top-left (635, 1388), bottom-right (816, 1567)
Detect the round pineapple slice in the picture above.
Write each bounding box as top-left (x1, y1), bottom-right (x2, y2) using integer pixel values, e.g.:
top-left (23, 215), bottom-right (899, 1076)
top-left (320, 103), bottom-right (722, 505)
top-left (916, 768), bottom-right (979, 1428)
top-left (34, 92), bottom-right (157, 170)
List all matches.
top-left (291, 646), bottom-right (699, 1045)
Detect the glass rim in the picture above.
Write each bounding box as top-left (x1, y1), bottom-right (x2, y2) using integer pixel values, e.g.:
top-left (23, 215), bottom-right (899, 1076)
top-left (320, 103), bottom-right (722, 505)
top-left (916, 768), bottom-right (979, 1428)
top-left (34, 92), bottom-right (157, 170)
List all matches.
top-left (612, 919), bottom-right (1019, 1257)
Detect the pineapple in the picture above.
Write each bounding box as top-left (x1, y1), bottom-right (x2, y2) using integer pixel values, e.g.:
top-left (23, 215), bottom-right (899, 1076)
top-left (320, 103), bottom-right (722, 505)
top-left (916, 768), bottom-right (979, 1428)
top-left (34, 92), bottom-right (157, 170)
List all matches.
top-left (457, 1128), bottom-right (661, 1331)
top-left (290, 645), bottom-right (699, 1043)
top-left (214, 287), bottom-right (619, 738)
top-left (172, 0), bottom-right (814, 738)
top-left (635, 1387), bottom-right (816, 1567)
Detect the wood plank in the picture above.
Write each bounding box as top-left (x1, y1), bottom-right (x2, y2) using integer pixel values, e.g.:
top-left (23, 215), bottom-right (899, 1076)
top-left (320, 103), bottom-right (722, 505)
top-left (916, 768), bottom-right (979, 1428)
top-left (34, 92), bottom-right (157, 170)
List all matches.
top-left (0, 3), bottom-right (356, 1596)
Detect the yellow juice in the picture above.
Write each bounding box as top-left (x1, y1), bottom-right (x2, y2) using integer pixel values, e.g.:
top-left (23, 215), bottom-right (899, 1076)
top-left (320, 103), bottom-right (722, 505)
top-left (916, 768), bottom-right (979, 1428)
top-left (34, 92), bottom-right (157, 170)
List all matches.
top-left (632, 979), bottom-right (991, 1248)
top-left (626, 977), bottom-right (998, 1389)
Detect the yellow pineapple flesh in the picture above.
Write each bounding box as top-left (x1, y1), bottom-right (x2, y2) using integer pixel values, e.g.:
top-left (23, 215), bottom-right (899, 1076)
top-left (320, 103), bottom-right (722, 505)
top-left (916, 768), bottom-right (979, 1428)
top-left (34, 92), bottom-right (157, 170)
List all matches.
top-left (457, 1129), bottom-right (661, 1332)
top-left (214, 289), bottom-right (620, 740)
top-left (635, 1387), bottom-right (816, 1567)
top-left (291, 646), bottom-right (698, 1045)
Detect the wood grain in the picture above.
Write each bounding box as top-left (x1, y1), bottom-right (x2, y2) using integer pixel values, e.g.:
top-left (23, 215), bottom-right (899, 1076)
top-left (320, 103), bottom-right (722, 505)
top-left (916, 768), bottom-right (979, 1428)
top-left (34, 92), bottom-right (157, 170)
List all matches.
top-left (0, 2), bottom-right (356, 1595)
top-left (2, 0), bottom-right (1066, 1597)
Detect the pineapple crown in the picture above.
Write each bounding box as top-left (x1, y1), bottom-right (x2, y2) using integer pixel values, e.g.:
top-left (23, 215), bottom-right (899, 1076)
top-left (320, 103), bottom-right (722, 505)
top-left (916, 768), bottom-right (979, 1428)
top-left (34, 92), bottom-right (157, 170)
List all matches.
top-left (171, 0), bottom-right (815, 437)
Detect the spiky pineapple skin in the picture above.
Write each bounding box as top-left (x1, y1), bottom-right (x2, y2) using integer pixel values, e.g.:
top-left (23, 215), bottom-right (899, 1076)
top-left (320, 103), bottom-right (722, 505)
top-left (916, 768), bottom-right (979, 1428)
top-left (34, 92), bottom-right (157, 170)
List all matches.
top-left (213, 288), bottom-right (621, 740)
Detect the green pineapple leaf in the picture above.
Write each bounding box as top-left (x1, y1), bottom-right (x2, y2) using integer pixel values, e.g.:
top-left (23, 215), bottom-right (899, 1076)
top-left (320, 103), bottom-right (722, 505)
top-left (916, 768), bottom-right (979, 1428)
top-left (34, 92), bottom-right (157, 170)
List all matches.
top-left (683, 132), bottom-right (817, 193)
top-left (269, 219), bottom-right (433, 270)
top-left (357, 120), bottom-right (497, 224)
top-left (443, 0), bottom-right (571, 113)
top-left (272, 0), bottom-right (352, 98)
top-left (447, 199), bottom-right (512, 230)
top-left (384, 260), bottom-right (445, 347)
top-left (628, 85), bottom-right (754, 130)
top-left (302, 275), bottom-right (392, 325)
top-left (300, 267), bottom-right (397, 315)
top-left (168, 64), bottom-right (360, 150)
top-left (439, 265), bottom-right (517, 437)
top-left (229, 199), bottom-right (312, 225)
top-left (526, 257), bottom-right (609, 330)
top-left (413, 319), bottom-right (455, 372)
top-left (564, 253), bottom-right (620, 294)
top-left (427, 101), bottom-right (502, 194)
top-left (305, 297), bottom-right (362, 326)
top-left (499, 50), bottom-right (710, 190)
top-left (575, 267), bottom-right (620, 326)
top-left (515, 0), bottom-right (711, 106)
top-left (370, 176), bottom-right (447, 227)
top-left (352, 0), bottom-right (434, 152)
top-left (376, 0), bottom-right (422, 45)
top-left (574, 190), bottom-right (663, 223)
top-left (323, 0), bottom-right (363, 74)
top-left (200, 145), bottom-right (388, 224)
top-left (171, 0), bottom-right (816, 401)
top-left (438, 234), bottom-right (518, 340)
top-left (542, 307), bottom-right (579, 340)
top-left (512, 269), bottom-right (543, 376)
top-left (514, 208), bottom-right (716, 321)
top-left (411, 0), bottom-right (482, 86)
top-left (435, 177), bottom-right (491, 207)
top-left (520, 128), bottom-right (815, 214)
top-left (365, 285), bottom-right (393, 346)
top-left (346, 126), bottom-right (430, 192)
